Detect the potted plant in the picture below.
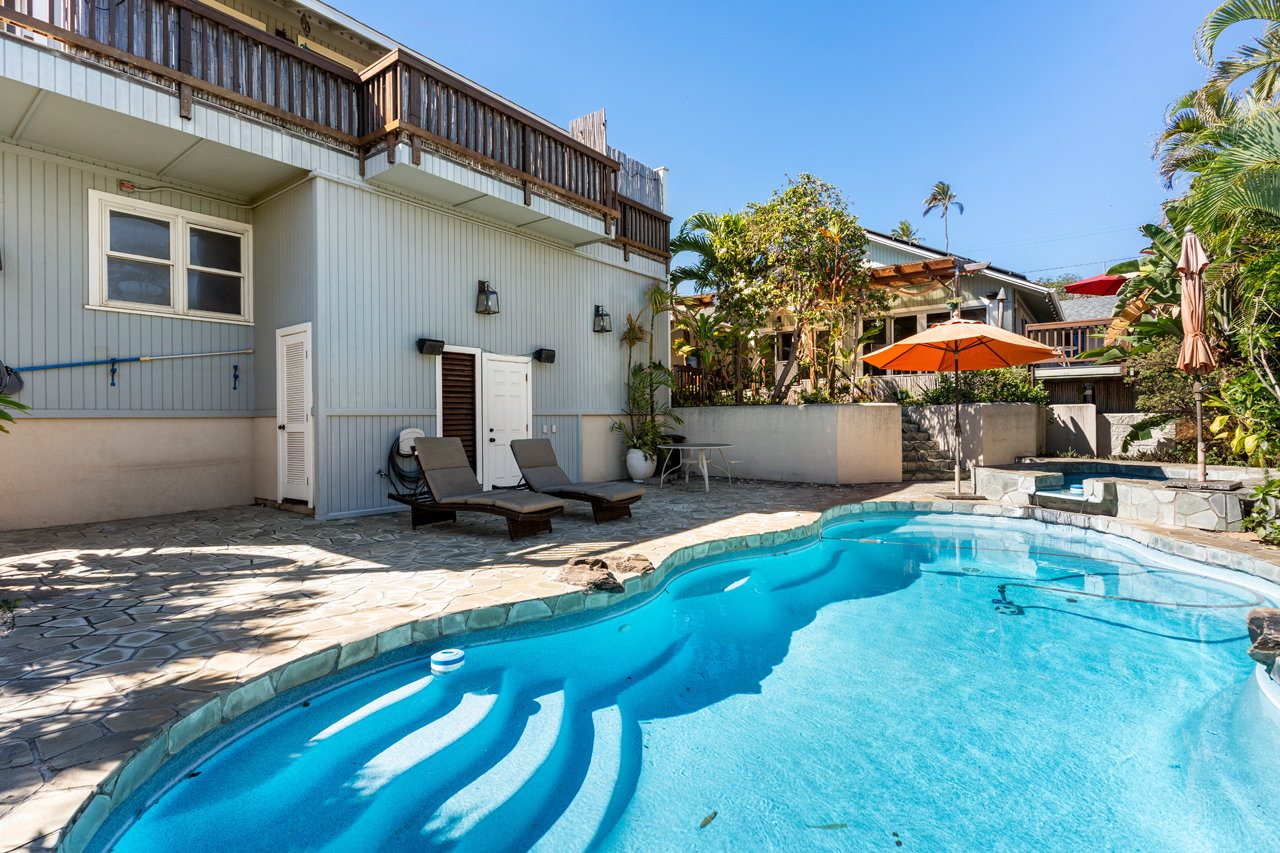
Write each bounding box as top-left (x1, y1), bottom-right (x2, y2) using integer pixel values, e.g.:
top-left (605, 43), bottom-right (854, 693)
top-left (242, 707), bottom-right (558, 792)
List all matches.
top-left (613, 361), bottom-right (683, 481)
top-left (613, 287), bottom-right (683, 482)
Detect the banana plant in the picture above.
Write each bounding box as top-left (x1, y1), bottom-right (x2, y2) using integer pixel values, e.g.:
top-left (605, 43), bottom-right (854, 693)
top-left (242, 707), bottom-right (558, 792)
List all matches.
top-left (1079, 223), bottom-right (1185, 363)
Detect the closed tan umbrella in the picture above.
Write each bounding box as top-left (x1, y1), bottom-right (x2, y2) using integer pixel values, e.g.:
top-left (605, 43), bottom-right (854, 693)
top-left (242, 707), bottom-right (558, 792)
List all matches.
top-left (1176, 229), bottom-right (1215, 483)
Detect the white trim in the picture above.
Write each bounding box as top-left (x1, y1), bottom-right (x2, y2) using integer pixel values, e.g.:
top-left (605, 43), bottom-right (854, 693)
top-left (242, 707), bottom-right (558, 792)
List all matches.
top-left (82, 304), bottom-right (254, 326)
top-left (88, 190), bottom-right (254, 323)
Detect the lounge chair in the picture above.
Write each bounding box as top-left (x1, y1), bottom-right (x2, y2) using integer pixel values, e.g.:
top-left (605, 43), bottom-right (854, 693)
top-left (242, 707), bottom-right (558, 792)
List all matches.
top-left (509, 438), bottom-right (645, 523)
top-left (387, 437), bottom-right (564, 540)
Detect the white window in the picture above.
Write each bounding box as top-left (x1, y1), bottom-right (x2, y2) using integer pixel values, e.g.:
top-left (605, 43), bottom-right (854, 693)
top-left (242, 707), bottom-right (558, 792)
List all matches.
top-left (88, 190), bottom-right (252, 323)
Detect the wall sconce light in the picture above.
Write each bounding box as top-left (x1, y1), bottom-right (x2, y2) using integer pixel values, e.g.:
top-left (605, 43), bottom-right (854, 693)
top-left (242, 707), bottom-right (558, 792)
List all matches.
top-left (475, 280), bottom-right (499, 315)
top-left (592, 305), bottom-right (612, 333)
top-left (533, 348), bottom-right (556, 364)
top-left (772, 315), bottom-right (783, 330)
top-left (415, 338), bottom-right (445, 355)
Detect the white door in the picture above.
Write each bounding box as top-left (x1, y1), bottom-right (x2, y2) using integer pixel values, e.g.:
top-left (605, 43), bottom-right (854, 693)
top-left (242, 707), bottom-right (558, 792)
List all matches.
top-left (276, 324), bottom-right (313, 505)
top-left (481, 354), bottom-right (531, 489)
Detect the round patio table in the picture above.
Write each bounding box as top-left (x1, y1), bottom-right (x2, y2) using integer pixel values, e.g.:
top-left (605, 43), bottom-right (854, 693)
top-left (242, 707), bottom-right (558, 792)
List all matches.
top-left (657, 443), bottom-right (733, 493)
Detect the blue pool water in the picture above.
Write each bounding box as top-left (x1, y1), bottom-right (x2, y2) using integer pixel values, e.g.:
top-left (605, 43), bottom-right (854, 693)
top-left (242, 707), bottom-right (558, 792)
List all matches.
top-left (1035, 470), bottom-right (1169, 498)
top-left (101, 514), bottom-right (1280, 853)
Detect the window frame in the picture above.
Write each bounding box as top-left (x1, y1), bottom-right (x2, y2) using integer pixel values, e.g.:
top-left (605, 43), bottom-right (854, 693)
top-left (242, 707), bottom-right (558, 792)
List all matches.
top-left (88, 190), bottom-right (253, 324)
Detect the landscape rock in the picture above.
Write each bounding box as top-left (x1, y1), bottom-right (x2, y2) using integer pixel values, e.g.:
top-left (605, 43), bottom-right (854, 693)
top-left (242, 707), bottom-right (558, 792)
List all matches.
top-left (1246, 607), bottom-right (1280, 665)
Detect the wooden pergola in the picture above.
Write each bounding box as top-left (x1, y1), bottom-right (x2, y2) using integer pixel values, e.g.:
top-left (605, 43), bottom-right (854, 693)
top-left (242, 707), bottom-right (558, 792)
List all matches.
top-left (866, 258), bottom-right (992, 297)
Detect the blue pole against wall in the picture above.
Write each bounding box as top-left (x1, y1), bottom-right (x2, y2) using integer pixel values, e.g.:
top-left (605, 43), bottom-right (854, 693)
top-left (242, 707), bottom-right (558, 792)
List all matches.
top-left (13, 350), bottom-right (253, 388)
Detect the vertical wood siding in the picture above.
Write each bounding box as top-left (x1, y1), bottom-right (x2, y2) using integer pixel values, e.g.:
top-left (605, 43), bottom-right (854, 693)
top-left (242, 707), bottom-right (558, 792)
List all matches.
top-left (314, 178), bottom-right (664, 516)
top-left (250, 180), bottom-right (318, 414)
top-left (0, 149), bottom-right (253, 414)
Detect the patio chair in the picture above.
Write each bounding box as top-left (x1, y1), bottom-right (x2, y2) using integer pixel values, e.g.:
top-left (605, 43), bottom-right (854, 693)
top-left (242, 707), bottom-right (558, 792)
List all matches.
top-left (510, 438), bottom-right (645, 523)
top-left (387, 437), bottom-right (564, 540)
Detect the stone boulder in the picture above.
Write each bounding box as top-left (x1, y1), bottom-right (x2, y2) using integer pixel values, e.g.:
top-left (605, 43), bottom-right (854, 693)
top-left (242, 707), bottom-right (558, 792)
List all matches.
top-left (1246, 608), bottom-right (1280, 665)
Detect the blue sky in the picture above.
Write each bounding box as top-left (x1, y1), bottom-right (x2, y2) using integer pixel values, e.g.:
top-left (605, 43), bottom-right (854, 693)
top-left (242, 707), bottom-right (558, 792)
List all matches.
top-left (352, 0), bottom-right (1220, 279)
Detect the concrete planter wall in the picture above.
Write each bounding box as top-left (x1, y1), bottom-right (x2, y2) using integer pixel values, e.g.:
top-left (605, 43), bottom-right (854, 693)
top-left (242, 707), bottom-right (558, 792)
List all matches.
top-left (903, 403), bottom-right (1039, 468)
top-left (670, 403), bottom-right (902, 484)
top-left (1044, 404), bottom-right (1175, 458)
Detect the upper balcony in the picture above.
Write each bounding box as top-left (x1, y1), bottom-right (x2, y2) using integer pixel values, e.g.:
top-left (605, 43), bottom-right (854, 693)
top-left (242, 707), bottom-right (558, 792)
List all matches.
top-left (0, 0), bottom-right (671, 258)
top-left (1026, 318), bottom-right (1128, 380)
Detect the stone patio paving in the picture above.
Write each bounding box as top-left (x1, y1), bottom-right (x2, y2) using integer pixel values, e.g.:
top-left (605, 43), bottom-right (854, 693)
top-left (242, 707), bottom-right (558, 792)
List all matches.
top-left (1, 478), bottom-right (1277, 853)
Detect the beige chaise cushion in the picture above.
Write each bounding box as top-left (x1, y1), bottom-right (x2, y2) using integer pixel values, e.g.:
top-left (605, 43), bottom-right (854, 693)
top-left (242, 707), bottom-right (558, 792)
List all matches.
top-left (414, 437), bottom-right (563, 514)
top-left (510, 438), bottom-right (645, 502)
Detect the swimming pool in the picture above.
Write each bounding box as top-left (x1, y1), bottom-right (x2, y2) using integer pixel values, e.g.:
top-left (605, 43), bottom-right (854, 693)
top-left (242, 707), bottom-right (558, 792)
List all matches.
top-left (96, 513), bottom-right (1280, 853)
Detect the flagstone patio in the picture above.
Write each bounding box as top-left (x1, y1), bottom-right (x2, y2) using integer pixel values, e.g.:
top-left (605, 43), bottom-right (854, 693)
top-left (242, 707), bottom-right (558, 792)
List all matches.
top-left (1, 478), bottom-right (1276, 853)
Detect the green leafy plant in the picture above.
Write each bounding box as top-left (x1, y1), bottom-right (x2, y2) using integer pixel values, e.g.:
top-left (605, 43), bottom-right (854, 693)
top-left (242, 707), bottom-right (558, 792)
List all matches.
top-left (1243, 471), bottom-right (1280, 544)
top-left (0, 395), bottom-right (31, 434)
top-left (0, 598), bottom-right (19, 635)
top-left (905, 368), bottom-right (1050, 406)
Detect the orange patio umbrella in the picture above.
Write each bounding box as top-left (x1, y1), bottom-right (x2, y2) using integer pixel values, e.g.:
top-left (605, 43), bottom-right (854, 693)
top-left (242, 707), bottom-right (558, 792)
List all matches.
top-left (863, 319), bottom-right (1060, 495)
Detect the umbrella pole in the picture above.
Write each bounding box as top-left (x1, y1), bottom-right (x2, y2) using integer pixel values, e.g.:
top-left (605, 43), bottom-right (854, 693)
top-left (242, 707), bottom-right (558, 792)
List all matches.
top-left (954, 350), bottom-right (961, 496)
top-left (1194, 379), bottom-right (1206, 483)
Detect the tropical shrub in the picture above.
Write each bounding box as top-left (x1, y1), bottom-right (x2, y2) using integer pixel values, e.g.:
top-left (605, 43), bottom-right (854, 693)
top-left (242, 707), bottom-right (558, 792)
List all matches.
top-left (904, 368), bottom-right (1050, 406)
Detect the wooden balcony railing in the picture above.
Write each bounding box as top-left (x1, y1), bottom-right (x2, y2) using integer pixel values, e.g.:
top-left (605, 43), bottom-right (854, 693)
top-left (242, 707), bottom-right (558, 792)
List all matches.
top-left (359, 50), bottom-right (621, 218)
top-left (616, 195), bottom-right (671, 259)
top-left (0, 0), bottom-right (674, 257)
top-left (1025, 318), bottom-right (1118, 364)
top-left (2, 0), bottom-right (362, 139)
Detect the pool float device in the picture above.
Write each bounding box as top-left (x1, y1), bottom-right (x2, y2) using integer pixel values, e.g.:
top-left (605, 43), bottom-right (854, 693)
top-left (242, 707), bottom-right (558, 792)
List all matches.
top-left (431, 649), bottom-right (465, 674)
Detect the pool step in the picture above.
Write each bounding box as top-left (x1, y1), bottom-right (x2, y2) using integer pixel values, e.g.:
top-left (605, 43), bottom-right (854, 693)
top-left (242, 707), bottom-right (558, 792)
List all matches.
top-left (423, 690), bottom-right (567, 846)
top-left (527, 705), bottom-right (624, 853)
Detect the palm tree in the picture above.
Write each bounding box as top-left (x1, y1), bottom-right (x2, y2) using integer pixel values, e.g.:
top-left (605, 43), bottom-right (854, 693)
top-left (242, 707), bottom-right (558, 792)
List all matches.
top-left (922, 182), bottom-right (963, 252)
top-left (670, 212), bottom-right (768, 401)
top-left (1153, 87), bottom-right (1256, 189)
top-left (1197, 1), bottom-right (1280, 102)
top-left (889, 220), bottom-right (921, 243)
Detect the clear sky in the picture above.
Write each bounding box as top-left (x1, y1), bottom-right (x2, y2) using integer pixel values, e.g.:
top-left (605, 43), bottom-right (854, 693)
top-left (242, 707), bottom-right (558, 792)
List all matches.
top-left (350, 0), bottom-right (1220, 279)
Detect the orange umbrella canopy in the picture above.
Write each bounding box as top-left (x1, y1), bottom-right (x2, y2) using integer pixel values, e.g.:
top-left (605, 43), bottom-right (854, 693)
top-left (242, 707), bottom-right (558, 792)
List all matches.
top-left (862, 319), bottom-right (1060, 372)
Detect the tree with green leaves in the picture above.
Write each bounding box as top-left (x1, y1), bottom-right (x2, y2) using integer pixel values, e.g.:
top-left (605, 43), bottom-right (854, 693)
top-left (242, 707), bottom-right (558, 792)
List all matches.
top-left (670, 211), bottom-right (770, 400)
top-left (889, 220), bottom-right (922, 243)
top-left (1196, 1), bottom-right (1280, 102)
top-left (745, 174), bottom-right (875, 403)
top-left (922, 182), bottom-right (963, 252)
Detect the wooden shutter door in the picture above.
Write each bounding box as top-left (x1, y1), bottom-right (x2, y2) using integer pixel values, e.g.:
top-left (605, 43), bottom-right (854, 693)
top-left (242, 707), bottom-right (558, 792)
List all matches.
top-left (441, 351), bottom-right (477, 471)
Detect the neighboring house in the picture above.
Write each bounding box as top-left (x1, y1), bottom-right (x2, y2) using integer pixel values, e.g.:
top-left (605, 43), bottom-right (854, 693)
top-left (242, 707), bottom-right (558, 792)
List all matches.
top-left (0, 0), bottom-right (671, 530)
top-left (766, 230), bottom-right (1064, 388)
top-left (1026, 294), bottom-right (1137, 413)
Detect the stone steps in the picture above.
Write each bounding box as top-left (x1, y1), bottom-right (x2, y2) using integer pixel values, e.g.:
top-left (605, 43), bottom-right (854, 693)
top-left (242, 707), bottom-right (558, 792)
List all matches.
top-left (901, 412), bottom-right (968, 482)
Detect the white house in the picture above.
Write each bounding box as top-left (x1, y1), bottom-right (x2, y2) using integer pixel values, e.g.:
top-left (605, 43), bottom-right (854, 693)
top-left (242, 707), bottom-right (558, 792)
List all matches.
top-left (0, 0), bottom-right (671, 529)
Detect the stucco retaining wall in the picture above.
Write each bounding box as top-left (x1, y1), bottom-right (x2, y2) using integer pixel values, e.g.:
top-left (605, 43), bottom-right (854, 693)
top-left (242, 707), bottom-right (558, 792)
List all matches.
top-left (59, 499), bottom-right (1280, 853)
top-left (671, 404), bottom-right (902, 484)
top-left (0, 417), bottom-right (253, 531)
top-left (904, 403), bottom-right (1040, 467)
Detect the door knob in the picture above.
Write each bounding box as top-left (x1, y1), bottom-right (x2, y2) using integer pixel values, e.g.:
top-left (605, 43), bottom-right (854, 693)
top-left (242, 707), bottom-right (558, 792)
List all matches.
top-left (489, 437), bottom-right (496, 443)
top-left (278, 424), bottom-right (286, 431)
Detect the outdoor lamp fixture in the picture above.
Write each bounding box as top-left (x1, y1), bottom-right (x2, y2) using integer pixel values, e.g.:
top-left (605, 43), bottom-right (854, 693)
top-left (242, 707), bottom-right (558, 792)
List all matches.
top-left (415, 338), bottom-right (445, 356)
top-left (593, 305), bottom-right (612, 333)
top-left (475, 280), bottom-right (499, 315)
top-left (533, 348), bottom-right (556, 364)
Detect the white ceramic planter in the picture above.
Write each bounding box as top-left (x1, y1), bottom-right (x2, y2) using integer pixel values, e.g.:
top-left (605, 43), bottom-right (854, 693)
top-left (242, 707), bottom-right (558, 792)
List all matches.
top-left (626, 448), bottom-right (657, 483)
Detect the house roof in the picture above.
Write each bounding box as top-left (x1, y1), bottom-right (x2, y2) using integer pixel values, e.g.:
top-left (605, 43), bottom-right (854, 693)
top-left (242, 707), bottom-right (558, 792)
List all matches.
top-left (1059, 295), bottom-right (1118, 322)
top-left (863, 229), bottom-right (1063, 323)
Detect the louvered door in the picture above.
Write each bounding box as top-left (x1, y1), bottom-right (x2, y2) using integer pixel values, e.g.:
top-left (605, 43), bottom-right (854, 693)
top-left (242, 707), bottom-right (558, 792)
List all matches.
top-left (440, 351), bottom-right (478, 472)
top-left (276, 324), bottom-right (313, 505)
